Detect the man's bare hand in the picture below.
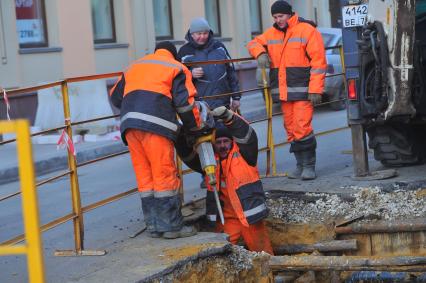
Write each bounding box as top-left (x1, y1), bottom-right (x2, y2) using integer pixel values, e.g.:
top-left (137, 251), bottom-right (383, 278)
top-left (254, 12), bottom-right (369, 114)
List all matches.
top-left (191, 67), bottom-right (204, 78)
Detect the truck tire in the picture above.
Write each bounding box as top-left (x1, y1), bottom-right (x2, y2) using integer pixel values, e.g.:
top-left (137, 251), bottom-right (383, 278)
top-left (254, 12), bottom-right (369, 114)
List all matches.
top-left (367, 125), bottom-right (421, 167)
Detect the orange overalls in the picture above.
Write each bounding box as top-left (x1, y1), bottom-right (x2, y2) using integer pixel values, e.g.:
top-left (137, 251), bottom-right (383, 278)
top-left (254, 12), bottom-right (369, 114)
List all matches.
top-left (110, 49), bottom-right (201, 233)
top-left (247, 13), bottom-right (326, 142)
top-left (206, 143), bottom-right (273, 255)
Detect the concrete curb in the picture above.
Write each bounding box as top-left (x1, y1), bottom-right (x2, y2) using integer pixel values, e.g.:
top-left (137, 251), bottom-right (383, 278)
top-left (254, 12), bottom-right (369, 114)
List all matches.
top-left (0, 142), bottom-right (127, 185)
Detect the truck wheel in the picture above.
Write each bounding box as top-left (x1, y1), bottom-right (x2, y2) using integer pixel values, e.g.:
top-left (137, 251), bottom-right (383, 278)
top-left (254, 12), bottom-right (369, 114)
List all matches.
top-left (329, 84), bottom-right (346, 111)
top-left (367, 125), bottom-right (421, 167)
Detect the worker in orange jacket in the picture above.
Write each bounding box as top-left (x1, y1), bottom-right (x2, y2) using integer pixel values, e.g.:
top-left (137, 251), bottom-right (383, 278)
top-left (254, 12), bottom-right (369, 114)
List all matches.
top-left (247, 1), bottom-right (326, 180)
top-left (110, 41), bottom-right (204, 239)
top-left (175, 107), bottom-right (273, 254)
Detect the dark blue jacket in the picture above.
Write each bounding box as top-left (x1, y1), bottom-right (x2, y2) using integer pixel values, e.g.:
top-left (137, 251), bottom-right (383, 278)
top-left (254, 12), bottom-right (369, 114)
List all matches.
top-left (178, 31), bottom-right (240, 109)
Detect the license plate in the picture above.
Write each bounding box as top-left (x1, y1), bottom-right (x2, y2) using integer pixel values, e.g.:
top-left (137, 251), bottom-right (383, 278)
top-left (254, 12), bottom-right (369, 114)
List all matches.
top-left (342, 4), bottom-right (368, 28)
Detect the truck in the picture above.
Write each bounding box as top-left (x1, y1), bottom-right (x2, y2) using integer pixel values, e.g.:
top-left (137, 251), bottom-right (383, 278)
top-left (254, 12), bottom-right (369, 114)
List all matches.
top-left (340, 0), bottom-right (426, 177)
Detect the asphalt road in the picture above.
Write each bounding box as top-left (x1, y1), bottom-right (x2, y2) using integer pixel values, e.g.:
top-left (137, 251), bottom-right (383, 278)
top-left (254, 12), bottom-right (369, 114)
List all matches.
top-left (1, 93), bottom-right (426, 282)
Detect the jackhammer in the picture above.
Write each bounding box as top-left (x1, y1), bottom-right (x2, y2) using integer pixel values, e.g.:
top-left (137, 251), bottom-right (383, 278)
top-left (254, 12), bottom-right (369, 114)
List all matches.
top-left (194, 102), bottom-right (225, 225)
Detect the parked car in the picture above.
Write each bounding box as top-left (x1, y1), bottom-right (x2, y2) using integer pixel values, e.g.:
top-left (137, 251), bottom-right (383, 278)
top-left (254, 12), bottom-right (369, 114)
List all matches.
top-left (318, 27), bottom-right (346, 110)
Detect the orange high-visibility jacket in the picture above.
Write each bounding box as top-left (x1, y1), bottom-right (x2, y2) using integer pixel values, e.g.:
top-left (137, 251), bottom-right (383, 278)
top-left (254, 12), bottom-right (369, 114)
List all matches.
top-left (206, 143), bottom-right (268, 228)
top-left (110, 49), bottom-right (201, 144)
top-left (247, 13), bottom-right (326, 101)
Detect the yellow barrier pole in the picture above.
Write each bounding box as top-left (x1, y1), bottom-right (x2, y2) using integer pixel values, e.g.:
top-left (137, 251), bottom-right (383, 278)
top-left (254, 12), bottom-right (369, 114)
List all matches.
top-left (261, 68), bottom-right (271, 176)
top-left (261, 68), bottom-right (277, 176)
top-left (0, 120), bottom-right (46, 282)
top-left (268, 86), bottom-right (277, 176)
top-left (57, 81), bottom-right (84, 255)
top-left (16, 120), bottom-right (46, 283)
top-left (54, 82), bottom-right (106, 256)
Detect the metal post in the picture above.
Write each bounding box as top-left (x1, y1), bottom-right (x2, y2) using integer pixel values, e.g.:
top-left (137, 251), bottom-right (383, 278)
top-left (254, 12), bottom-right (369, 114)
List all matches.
top-left (351, 124), bottom-right (369, 177)
top-left (54, 82), bottom-right (106, 257)
top-left (16, 120), bottom-right (45, 283)
top-left (261, 68), bottom-right (277, 176)
top-left (61, 81), bottom-right (84, 253)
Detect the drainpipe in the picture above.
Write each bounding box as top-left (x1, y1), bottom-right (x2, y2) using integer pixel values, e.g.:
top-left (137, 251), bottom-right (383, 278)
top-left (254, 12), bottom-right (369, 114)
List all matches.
top-left (0, 1), bottom-right (7, 65)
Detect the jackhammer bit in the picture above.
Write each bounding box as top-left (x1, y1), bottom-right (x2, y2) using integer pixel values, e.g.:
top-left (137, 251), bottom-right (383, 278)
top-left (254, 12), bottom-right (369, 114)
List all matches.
top-left (194, 101), bottom-right (225, 225)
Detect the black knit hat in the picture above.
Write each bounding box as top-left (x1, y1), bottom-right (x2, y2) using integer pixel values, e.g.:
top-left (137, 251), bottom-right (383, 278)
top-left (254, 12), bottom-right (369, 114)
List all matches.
top-left (215, 122), bottom-right (232, 140)
top-left (155, 41), bottom-right (177, 59)
top-left (271, 0), bottom-right (292, 15)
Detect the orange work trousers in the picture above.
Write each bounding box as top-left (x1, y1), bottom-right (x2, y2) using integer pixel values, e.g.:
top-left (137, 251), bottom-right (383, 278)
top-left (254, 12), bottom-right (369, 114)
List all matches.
top-left (216, 218), bottom-right (274, 255)
top-left (125, 129), bottom-right (180, 192)
top-left (281, 100), bottom-right (313, 142)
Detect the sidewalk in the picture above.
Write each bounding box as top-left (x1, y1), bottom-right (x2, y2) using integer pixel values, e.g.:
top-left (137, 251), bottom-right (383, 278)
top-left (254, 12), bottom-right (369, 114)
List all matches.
top-left (0, 91), bottom-right (277, 185)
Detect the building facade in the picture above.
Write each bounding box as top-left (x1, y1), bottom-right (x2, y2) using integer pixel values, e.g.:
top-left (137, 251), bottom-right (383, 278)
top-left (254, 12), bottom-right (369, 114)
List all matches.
top-left (0, 0), bottom-right (333, 90)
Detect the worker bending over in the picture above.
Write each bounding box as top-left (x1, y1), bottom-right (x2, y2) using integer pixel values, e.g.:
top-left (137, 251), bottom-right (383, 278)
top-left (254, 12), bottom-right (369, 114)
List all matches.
top-left (176, 107), bottom-right (273, 254)
top-left (110, 41), bottom-right (203, 239)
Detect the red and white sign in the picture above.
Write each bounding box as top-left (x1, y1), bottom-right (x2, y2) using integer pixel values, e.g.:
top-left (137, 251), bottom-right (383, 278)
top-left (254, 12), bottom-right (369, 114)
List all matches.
top-left (15, 0), bottom-right (45, 44)
top-left (2, 88), bottom-right (11, 120)
top-left (57, 129), bottom-right (77, 156)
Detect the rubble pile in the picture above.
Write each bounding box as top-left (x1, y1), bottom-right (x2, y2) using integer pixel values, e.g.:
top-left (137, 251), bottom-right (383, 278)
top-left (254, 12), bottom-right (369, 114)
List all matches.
top-left (266, 187), bottom-right (426, 223)
top-left (227, 245), bottom-right (261, 272)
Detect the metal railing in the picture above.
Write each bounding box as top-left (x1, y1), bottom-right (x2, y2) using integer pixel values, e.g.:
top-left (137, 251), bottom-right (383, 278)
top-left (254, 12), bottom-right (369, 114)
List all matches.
top-left (0, 45), bottom-right (348, 260)
top-left (0, 120), bottom-right (45, 283)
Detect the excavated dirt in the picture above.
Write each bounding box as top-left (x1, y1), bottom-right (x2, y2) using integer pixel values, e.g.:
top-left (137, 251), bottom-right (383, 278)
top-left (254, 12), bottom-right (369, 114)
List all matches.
top-left (150, 246), bottom-right (272, 283)
top-left (162, 243), bottom-right (228, 263)
top-left (266, 186), bottom-right (426, 224)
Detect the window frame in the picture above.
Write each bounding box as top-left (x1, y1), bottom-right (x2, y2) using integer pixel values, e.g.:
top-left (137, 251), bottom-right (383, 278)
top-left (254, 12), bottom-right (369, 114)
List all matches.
top-left (204, 0), bottom-right (221, 37)
top-left (16, 0), bottom-right (49, 48)
top-left (92, 0), bottom-right (117, 44)
top-left (250, 0), bottom-right (263, 36)
top-left (154, 0), bottom-right (174, 40)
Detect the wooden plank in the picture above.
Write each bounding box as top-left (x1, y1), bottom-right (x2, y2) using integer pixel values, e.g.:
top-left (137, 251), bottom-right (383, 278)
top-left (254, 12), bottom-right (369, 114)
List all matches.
top-left (335, 218), bottom-right (426, 234)
top-left (269, 255), bottom-right (426, 271)
top-left (274, 239), bottom-right (357, 255)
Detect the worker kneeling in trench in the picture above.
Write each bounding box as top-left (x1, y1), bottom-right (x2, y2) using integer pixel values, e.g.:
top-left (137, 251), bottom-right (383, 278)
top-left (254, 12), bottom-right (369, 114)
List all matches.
top-left (176, 106), bottom-right (274, 255)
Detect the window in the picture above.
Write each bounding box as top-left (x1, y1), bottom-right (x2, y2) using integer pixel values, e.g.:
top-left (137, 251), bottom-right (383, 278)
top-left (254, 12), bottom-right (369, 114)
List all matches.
top-left (153, 0), bottom-right (173, 39)
top-left (249, 0), bottom-right (262, 35)
top-left (91, 0), bottom-right (116, 43)
top-left (204, 0), bottom-right (221, 36)
top-left (15, 0), bottom-right (48, 47)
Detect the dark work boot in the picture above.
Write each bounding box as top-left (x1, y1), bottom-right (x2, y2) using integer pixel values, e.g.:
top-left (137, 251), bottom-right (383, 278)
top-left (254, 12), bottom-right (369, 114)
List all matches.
top-left (301, 149), bottom-right (317, 180)
top-left (163, 225), bottom-right (197, 239)
top-left (140, 194), bottom-right (158, 235)
top-left (287, 151), bottom-right (303, 179)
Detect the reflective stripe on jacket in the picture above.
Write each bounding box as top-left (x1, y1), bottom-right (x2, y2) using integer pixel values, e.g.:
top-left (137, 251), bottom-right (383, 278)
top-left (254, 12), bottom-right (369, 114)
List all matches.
top-left (109, 49), bottom-right (201, 144)
top-left (247, 13), bottom-right (326, 101)
top-left (206, 143), bottom-right (268, 227)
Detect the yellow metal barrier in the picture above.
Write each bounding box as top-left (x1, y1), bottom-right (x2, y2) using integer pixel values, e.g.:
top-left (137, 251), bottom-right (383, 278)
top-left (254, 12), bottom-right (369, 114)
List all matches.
top-left (0, 45), bottom-right (347, 258)
top-left (0, 120), bottom-right (45, 283)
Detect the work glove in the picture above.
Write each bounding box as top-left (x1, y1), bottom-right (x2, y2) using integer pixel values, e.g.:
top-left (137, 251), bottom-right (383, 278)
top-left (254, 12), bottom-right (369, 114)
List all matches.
top-left (230, 99), bottom-right (241, 112)
top-left (309, 93), bottom-right (322, 106)
top-left (257, 53), bottom-right (270, 69)
top-left (211, 106), bottom-right (234, 123)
